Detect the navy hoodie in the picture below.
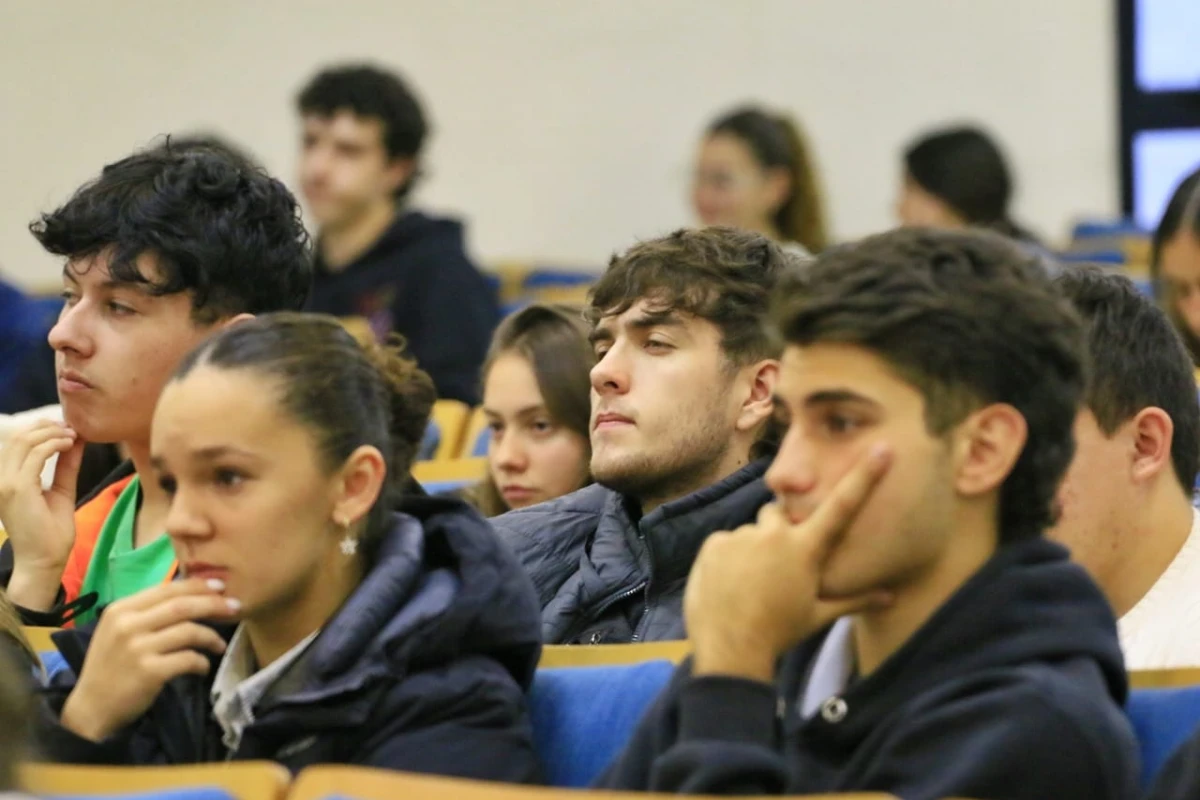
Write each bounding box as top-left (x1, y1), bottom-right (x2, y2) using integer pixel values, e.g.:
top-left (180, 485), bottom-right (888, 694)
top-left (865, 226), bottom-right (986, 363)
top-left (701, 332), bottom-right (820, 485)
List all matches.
top-left (35, 497), bottom-right (543, 782)
top-left (306, 211), bottom-right (498, 405)
top-left (598, 537), bottom-right (1140, 800)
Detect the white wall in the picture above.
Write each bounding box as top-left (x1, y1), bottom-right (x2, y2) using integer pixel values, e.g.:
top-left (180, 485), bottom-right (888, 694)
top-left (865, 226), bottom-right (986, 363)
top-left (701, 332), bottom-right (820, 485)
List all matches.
top-left (0, 0), bottom-right (1117, 287)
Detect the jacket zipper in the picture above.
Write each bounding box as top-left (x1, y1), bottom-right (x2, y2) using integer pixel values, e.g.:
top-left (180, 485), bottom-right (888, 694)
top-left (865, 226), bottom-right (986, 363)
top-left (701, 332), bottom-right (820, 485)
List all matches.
top-left (568, 581), bottom-right (648, 644)
top-left (630, 528), bottom-right (657, 643)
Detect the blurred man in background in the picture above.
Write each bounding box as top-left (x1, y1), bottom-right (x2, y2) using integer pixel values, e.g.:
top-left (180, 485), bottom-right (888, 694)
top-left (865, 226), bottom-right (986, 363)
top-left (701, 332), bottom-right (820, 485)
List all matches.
top-left (297, 64), bottom-right (497, 405)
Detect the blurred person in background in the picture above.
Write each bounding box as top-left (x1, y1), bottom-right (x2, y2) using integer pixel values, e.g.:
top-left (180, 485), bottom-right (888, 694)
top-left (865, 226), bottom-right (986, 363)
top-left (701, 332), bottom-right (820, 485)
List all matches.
top-left (693, 105), bottom-right (828, 256)
top-left (0, 275), bottom-right (59, 414)
top-left (297, 64), bottom-right (497, 405)
top-left (0, 595), bottom-right (40, 677)
top-left (1151, 164), bottom-right (1200, 366)
top-left (897, 125), bottom-right (1043, 249)
top-left (466, 304), bottom-right (592, 516)
top-left (0, 595), bottom-right (37, 791)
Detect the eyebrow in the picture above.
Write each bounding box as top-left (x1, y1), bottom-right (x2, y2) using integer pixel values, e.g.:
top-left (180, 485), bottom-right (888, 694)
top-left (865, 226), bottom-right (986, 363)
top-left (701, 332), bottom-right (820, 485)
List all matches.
top-left (61, 265), bottom-right (153, 293)
top-left (150, 446), bottom-right (259, 470)
top-left (588, 310), bottom-right (685, 345)
top-left (801, 389), bottom-right (881, 409)
top-left (483, 404), bottom-right (549, 419)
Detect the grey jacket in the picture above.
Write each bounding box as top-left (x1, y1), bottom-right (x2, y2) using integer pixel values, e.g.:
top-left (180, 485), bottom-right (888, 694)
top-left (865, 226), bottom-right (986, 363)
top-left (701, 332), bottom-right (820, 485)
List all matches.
top-left (491, 460), bottom-right (773, 644)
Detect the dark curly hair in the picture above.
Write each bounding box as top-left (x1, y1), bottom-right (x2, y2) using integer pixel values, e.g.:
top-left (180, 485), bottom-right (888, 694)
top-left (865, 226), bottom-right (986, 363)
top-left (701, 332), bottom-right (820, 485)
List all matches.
top-left (772, 227), bottom-right (1086, 541)
top-left (297, 64), bottom-right (428, 201)
top-left (30, 138), bottom-right (312, 323)
top-left (174, 312), bottom-right (436, 560)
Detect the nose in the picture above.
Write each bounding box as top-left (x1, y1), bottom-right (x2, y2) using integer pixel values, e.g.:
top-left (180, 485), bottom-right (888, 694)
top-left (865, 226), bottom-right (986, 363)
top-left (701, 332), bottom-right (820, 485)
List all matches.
top-left (590, 345), bottom-right (630, 397)
top-left (765, 425), bottom-right (819, 506)
top-left (48, 301), bottom-right (94, 359)
top-left (491, 430), bottom-right (529, 474)
top-left (300, 143), bottom-right (332, 182)
top-left (165, 486), bottom-right (214, 544)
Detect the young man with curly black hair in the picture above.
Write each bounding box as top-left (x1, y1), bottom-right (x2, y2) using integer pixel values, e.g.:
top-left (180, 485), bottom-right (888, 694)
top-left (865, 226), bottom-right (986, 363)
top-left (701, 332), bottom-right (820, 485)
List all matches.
top-left (0, 141), bottom-right (312, 627)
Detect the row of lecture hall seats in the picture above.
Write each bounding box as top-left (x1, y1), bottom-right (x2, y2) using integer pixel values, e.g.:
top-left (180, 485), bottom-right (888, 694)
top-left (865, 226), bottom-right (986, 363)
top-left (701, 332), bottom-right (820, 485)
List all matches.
top-left (1061, 220), bottom-right (1154, 295)
top-left (486, 263), bottom-right (598, 318)
top-left (20, 762), bottom-right (895, 800)
top-left (18, 625), bottom-right (1200, 793)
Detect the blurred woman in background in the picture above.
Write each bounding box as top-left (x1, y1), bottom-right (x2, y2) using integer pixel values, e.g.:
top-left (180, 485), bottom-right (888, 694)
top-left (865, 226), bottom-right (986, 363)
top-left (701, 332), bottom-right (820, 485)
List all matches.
top-left (468, 304), bottom-right (592, 516)
top-left (1152, 165), bottom-right (1200, 365)
top-left (897, 125), bottom-right (1042, 247)
top-left (693, 105), bottom-right (829, 255)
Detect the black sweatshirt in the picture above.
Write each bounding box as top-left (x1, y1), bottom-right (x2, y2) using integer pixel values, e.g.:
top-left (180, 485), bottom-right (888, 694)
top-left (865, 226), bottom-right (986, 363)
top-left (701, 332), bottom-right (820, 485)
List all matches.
top-left (597, 538), bottom-right (1140, 800)
top-left (306, 211), bottom-right (497, 405)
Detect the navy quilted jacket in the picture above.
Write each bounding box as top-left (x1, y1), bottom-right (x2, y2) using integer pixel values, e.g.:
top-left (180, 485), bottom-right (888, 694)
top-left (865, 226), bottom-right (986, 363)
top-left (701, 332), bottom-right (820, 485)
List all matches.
top-left (36, 497), bottom-right (543, 782)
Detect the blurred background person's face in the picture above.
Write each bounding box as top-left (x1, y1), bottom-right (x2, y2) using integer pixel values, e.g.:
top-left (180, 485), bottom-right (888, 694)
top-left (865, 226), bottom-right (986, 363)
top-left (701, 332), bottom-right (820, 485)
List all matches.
top-left (692, 133), bottom-right (787, 238)
top-left (298, 110), bottom-right (409, 230)
top-left (895, 173), bottom-right (964, 230)
top-left (1159, 227), bottom-right (1200, 341)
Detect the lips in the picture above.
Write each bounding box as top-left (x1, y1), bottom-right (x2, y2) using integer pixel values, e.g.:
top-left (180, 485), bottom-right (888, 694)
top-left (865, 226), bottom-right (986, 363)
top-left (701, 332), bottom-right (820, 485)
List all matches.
top-left (501, 486), bottom-right (537, 502)
top-left (183, 563), bottom-right (228, 581)
top-left (593, 412), bottom-right (634, 431)
top-left (57, 370), bottom-right (94, 394)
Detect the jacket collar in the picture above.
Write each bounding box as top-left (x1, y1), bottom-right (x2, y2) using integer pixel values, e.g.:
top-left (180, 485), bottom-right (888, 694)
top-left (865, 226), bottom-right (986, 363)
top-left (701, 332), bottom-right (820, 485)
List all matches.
top-left (581, 459), bottom-right (773, 604)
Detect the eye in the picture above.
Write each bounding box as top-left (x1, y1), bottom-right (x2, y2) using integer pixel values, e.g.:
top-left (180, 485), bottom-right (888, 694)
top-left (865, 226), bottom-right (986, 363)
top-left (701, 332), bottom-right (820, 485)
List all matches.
top-left (645, 339), bottom-right (672, 352)
top-left (593, 344), bottom-right (610, 359)
top-left (60, 290), bottom-right (79, 306)
top-left (214, 468), bottom-right (245, 489)
top-left (530, 419), bottom-right (556, 436)
top-left (158, 475), bottom-right (178, 496)
top-left (824, 413), bottom-right (861, 435)
top-left (107, 301), bottom-right (136, 317)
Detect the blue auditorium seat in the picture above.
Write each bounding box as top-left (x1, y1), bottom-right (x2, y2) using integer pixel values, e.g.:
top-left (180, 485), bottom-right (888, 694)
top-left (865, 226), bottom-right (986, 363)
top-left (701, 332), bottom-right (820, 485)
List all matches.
top-left (417, 421), bottom-right (439, 462)
top-left (40, 648), bottom-right (70, 680)
top-left (469, 425), bottom-right (489, 458)
top-left (1072, 220), bottom-right (1147, 240)
top-left (1058, 249), bottom-right (1127, 265)
top-left (1128, 684), bottom-right (1200, 787)
top-left (529, 661), bottom-right (675, 787)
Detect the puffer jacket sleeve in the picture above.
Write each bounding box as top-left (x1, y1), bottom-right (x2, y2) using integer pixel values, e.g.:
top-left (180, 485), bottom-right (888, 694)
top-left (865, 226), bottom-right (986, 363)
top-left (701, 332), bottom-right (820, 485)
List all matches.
top-left (490, 493), bottom-right (604, 607)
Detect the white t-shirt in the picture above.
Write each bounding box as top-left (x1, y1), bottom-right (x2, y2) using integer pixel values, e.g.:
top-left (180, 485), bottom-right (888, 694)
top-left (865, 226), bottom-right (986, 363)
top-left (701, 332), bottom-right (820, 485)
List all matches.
top-left (1119, 507), bottom-right (1200, 669)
